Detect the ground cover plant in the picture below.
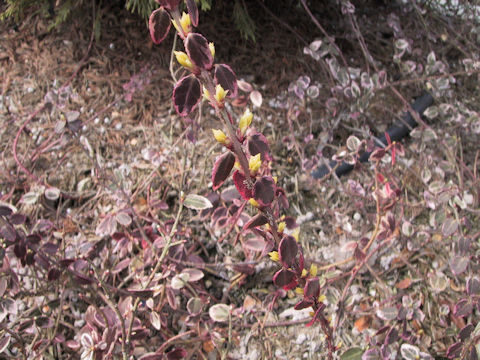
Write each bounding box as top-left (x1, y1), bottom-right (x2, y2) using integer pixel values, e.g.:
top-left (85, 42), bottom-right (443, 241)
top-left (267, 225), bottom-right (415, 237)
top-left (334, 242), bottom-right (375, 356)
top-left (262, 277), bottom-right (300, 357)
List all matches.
top-left (0, 0), bottom-right (480, 359)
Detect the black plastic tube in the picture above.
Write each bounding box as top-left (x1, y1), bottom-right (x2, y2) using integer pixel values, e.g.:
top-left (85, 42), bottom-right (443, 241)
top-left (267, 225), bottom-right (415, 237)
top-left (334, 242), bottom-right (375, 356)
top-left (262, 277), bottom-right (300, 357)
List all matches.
top-left (311, 92), bottom-right (434, 179)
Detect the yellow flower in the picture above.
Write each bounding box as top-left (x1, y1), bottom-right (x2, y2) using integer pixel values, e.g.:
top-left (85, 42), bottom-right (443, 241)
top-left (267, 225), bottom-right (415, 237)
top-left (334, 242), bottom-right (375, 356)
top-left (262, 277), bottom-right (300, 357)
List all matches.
top-left (277, 221), bottom-right (286, 233)
top-left (318, 294), bottom-right (326, 303)
top-left (292, 227), bottom-right (300, 242)
top-left (233, 161), bottom-right (241, 170)
top-left (212, 129), bottom-right (227, 144)
top-left (295, 287), bottom-right (304, 295)
top-left (172, 12), bottom-right (191, 35)
top-left (203, 86), bottom-right (211, 101)
top-left (214, 84), bottom-right (228, 104)
top-left (248, 153), bottom-right (261, 173)
top-left (309, 264), bottom-right (318, 277)
top-left (248, 198), bottom-right (259, 207)
top-left (268, 251), bottom-right (279, 262)
top-left (301, 269), bottom-right (308, 278)
top-left (174, 51), bottom-right (194, 70)
top-left (239, 108), bottom-right (253, 135)
top-left (209, 42), bottom-right (215, 58)
top-left (272, 176), bottom-right (278, 184)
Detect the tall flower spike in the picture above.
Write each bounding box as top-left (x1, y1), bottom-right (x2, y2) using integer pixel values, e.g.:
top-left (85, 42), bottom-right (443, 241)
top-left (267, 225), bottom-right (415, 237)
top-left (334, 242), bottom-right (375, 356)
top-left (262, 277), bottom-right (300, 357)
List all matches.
top-left (239, 108), bottom-right (253, 135)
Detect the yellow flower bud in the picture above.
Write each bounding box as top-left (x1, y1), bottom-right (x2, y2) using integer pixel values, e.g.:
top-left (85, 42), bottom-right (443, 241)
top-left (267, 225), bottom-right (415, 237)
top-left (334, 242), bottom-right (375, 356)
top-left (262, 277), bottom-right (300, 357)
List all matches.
top-left (295, 287), bottom-right (304, 295)
top-left (248, 198), bottom-right (259, 207)
top-left (172, 12), bottom-right (191, 35)
top-left (248, 153), bottom-right (261, 173)
top-left (209, 42), bottom-right (215, 58)
top-left (309, 264), bottom-right (318, 277)
top-left (272, 176), bottom-right (278, 184)
top-left (174, 51), bottom-right (194, 70)
top-left (301, 269), bottom-right (308, 278)
top-left (239, 108), bottom-right (253, 135)
top-left (277, 221), bottom-right (286, 233)
top-left (268, 251), bottom-right (279, 262)
top-left (212, 129), bottom-right (227, 144)
top-left (318, 294), bottom-right (326, 303)
top-left (233, 161), bottom-right (241, 170)
top-left (214, 84), bottom-right (228, 104)
top-left (292, 227), bottom-right (300, 242)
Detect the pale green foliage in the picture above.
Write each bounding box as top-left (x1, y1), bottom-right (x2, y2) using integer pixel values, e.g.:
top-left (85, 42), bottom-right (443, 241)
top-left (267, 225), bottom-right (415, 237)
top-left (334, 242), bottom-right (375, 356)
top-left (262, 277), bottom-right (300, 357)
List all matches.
top-left (233, 0), bottom-right (256, 42)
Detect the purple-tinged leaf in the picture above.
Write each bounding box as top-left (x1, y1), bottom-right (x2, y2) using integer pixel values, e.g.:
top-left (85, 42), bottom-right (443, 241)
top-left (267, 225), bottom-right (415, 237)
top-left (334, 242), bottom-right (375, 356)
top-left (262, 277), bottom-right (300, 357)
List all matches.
top-left (233, 170), bottom-right (253, 200)
top-left (149, 7), bottom-right (171, 45)
top-left (0, 206), bottom-right (12, 217)
top-left (237, 79), bottom-right (253, 92)
top-left (185, 33), bottom-right (213, 70)
top-left (182, 268), bottom-right (204, 282)
top-left (459, 323), bottom-right (474, 341)
top-left (446, 342), bottom-right (462, 359)
top-left (10, 213), bottom-right (26, 225)
top-left (361, 348), bottom-right (379, 360)
top-left (244, 237), bottom-right (266, 252)
top-left (273, 268), bottom-right (296, 287)
top-left (166, 348), bottom-right (187, 360)
top-left (294, 299), bottom-right (314, 310)
top-left (186, 0), bottom-right (199, 26)
top-left (253, 176), bottom-right (275, 207)
top-left (385, 327), bottom-right (398, 345)
top-left (369, 148), bottom-right (385, 162)
top-left (71, 270), bottom-right (93, 285)
top-left (1, 224), bottom-right (16, 243)
top-left (187, 297), bottom-right (203, 316)
top-left (248, 132), bottom-right (271, 161)
top-left (0, 335), bottom-right (10, 353)
top-left (96, 214), bottom-right (117, 237)
top-left (243, 213), bottom-right (268, 231)
top-left (215, 64), bottom-right (238, 98)
top-left (41, 242), bottom-right (59, 255)
top-left (26, 234), bottom-right (41, 245)
top-left (279, 235), bottom-right (298, 268)
top-left (454, 299), bottom-right (472, 317)
top-left (173, 75), bottom-right (201, 116)
top-left (139, 353), bottom-right (163, 360)
top-left (450, 255), bottom-right (469, 275)
top-left (14, 242), bottom-right (26, 259)
top-left (112, 258), bottom-right (131, 274)
top-left (304, 277), bottom-right (320, 299)
top-left (467, 277), bottom-right (480, 296)
top-left (469, 347), bottom-right (478, 360)
top-left (212, 152), bottom-right (235, 190)
top-left (156, 0), bottom-right (181, 10)
top-left (376, 306), bottom-right (398, 321)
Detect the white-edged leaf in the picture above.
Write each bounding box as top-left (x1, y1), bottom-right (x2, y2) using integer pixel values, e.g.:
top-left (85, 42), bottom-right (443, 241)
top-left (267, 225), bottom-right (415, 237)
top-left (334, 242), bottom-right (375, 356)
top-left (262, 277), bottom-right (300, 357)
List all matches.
top-left (346, 136), bottom-right (361, 151)
top-left (400, 343), bottom-right (419, 360)
top-left (250, 90), bottom-right (263, 107)
top-left (340, 347), bottom-right (363, 360)
top-left (20, 191), bottom-right (39, 205)
top-left (150, 311), bottom-right (161, 330)
top-left (209, 303), bottom-right (230, 322)
top-left (376, 306), bottom-right (398, 321)
top-left (115, 212), bottom-right (132, 227)
top-left (171, 273), bottom-right (190, 290)
top-left (45, 187), bottom-right (61, 201)
top-left (182, 268), bottom-right (204, 282)
top-left (0, 334), bottom-right (10, 353)
top-left (184, 194), bottom-right (213, 210)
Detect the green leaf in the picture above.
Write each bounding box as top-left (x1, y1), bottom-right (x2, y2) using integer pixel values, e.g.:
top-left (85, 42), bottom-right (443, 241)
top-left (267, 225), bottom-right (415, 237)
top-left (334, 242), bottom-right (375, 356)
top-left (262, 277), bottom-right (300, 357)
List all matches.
top-left (340, 347), bottom-right (363, 360)
top-left (183, 194), bottom-right (213, 210)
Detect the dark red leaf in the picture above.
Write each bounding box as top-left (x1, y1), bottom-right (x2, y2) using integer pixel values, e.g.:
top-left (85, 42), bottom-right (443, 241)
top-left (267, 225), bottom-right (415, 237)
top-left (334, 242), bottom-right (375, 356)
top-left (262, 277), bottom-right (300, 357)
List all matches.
top-left (279, 235), bottom-right (298, 267)
top-left (243, 213), bottom-right (268, 231)
top-left (41, 242), bottom-right (59, 255)
top-left (233, 170), bottom-right (253, 200)
top-left (1, 224), bottom-right (16, 243)
top-left (459, 323), bottom-right (474, 341)
top-left (185, 33), bottom-right (213, 71)
top-left (71, 270), bottom-right (93, 285)
top-left (149, 7), bottom-right (172, 45)
top-left (212, 152), bottom-right (235, 190)
top-left (248, 132), bottom-right (271, 161)
top-left (26, 234), bottom-right (41, 245)
top-left (467, 277), bottom-right (480, 296)
top-left (306, 302), bottom-right (326, 327)
top-left (253, 176), bottom-right (275, 206)
top-left (214, 64), bottom-right (238, 98)
top-left (156, 0), bottom-right (181, 10)
top-left (354, 246), bottom-right (365, 262)
top-left (173, 75), bottom-right (201, 116)
top-left (59, 258), bottom-right (76, 268)
top-left (166, 348), bottom-right (187, 360)
top-left (276, 188), bottom-right (289, 209)
top-left (273, 268), bottom-right (296, 287)
top-left (385, 326), bottom-right (398, 345)
top-left (294, 299), bottom-right (314, 310)
top-left (370, 147), bottom-right (385, 161)
top-left (304, 277), bottom-right (320, 299)
top-left (14, 242), bottom-right (26, 259)
top-left (186, 0), bottom-right (199, 26)
top-left (47, 268), bottom-right (62, 281)
top-left (34, 252), bottom-right (50, 269)
top-left (469, 347), bottom-right (478, 360)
